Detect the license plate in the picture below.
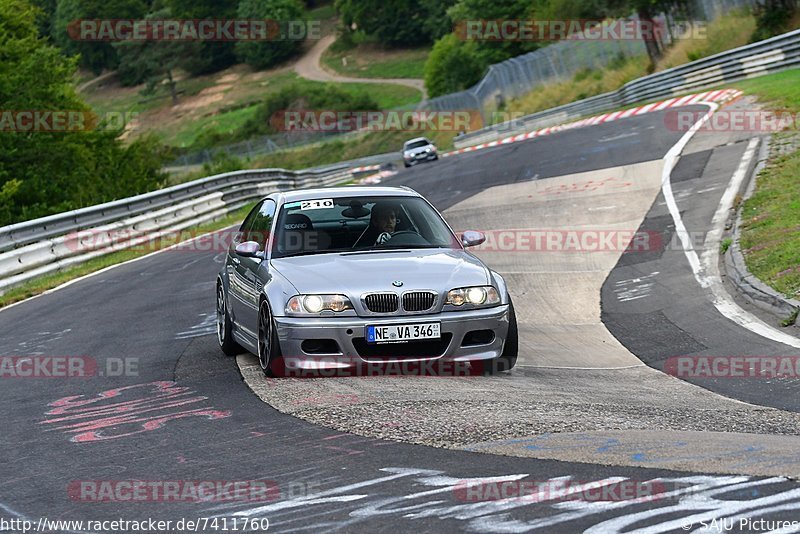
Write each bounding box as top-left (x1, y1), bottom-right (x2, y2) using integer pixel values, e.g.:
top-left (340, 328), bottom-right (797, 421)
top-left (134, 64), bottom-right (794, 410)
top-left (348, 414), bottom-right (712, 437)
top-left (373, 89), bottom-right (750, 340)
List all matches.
top-left (366, 323), bottom-right (440, 344)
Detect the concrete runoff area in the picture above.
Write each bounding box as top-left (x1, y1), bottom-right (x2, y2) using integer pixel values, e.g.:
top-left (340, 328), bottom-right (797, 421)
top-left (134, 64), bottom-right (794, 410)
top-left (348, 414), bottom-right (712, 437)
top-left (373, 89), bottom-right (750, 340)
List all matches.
top-left (465, 430), bottom-right (800, 478)
top-left (239, 161), bottom-right (800, 477)
top-left (444, 161), bottom-right (662, 368)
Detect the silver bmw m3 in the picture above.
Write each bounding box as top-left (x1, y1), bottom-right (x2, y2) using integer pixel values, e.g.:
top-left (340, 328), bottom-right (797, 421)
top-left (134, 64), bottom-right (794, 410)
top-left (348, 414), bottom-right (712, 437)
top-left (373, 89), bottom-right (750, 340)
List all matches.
top-left (216, 186), bottom-right (517, 377)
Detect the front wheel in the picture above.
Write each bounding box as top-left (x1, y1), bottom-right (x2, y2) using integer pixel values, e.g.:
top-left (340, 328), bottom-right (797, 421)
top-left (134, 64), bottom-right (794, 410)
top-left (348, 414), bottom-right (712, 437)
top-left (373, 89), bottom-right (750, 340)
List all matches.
top-left (258, 301), bottom-right (284, 377)
top-left (216, 282), bottom-right (242, 356)
top-left (485, 299), bottom-right (518, 375)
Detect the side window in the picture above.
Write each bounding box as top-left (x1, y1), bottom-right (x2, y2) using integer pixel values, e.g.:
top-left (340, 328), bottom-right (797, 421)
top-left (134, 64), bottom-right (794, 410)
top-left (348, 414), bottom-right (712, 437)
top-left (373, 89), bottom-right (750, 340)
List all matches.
top-left (234, 201), bottom-right (264, 246)
top-left (247, 199), bottom-right (276, 247)
top-left (239, 201), bottom-right (264, 236)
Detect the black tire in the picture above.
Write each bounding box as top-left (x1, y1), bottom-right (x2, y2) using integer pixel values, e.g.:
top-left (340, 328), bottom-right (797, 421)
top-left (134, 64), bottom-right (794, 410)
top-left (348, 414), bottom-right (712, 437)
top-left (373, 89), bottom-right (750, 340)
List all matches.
top-left (432, 154), bottom-right (439, 161)
top-left (258, 300), bottom-right (284, 377)
top-left (216, 282), bottom-right (242, 356)
top-left (404, 162), bottom-right (411, 168)
top-left (485, 299), bottom-right (518, 375)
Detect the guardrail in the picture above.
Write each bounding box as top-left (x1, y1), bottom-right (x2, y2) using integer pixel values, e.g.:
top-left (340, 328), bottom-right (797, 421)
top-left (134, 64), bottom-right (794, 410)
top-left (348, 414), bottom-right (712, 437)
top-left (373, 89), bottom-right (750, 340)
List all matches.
top-left (455, 28), bottom-right (800, 148)
top-left (0, 153), bottom-right (398, 294)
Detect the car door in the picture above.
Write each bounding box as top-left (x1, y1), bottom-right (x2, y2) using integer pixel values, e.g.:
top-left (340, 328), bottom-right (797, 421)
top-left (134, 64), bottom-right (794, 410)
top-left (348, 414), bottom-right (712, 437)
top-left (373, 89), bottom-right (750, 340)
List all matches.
top-left (228, 201), bottom-right (262, 330)
top-left (231, 199), bottom-right (276, 337)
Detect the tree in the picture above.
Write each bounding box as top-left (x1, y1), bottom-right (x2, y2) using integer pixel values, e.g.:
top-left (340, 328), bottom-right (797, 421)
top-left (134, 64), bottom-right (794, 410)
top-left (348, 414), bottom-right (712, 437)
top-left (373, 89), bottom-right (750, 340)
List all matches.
top-left (235, 0), bottom-right (305, 69)
top-left (114, 9), bottom-right (195, 100)
top-left (424, 33), bottom-right (484, 97)
top-left (446, 0), bottom-right (541, 64)
top-left (53, 0), bottom-right (148, 73)
top-left (166, 0), bottom-right (239, 75)
top-left (0, 0), bottom-right (167, 225)
top-left (751, 0), bottom-right (798, 42)
top-left (335, 0), bottom-right (457, 46)
top-left (29, 0), bottom-right (57, 40)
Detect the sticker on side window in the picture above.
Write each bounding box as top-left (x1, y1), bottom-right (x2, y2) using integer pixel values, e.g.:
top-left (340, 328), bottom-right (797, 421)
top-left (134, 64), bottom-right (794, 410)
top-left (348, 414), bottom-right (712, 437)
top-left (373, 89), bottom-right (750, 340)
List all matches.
top-left (300, 199), bottom-right (334, 210)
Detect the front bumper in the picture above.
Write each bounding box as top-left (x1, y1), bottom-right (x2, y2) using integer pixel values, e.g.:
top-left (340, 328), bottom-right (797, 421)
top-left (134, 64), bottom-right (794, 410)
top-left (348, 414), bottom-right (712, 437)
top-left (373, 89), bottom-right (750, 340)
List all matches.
top-left (273, 305), bottom-right (510, 369)
top-left (404, 152), bottom-right (437, 164)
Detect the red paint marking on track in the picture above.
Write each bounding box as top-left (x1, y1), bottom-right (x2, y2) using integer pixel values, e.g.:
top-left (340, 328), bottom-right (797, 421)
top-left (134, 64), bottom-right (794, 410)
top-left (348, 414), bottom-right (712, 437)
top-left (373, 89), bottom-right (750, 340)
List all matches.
top-left (40, 381), bottom-right (231, 443)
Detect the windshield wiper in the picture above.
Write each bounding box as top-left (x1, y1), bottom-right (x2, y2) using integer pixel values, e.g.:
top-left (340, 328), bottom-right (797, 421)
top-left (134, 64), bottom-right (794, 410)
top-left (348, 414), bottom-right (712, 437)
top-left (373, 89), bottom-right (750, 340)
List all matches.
top-left (276, 248), bottom-right (352, 258)
top-left (341, 245), bottom-right (445, 255)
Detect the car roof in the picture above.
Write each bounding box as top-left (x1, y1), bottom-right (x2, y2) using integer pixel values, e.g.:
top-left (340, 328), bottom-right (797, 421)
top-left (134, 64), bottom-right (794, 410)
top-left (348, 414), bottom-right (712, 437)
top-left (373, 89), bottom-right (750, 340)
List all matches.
top-left (275, 186), bottom-right (419, 204)
top-left (404, 137), bottom-right (430, 145)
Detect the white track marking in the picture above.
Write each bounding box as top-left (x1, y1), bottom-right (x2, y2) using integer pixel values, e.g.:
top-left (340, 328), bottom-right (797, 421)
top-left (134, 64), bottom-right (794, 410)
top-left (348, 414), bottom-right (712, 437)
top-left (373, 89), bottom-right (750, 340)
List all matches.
top-left (661, 109), bottom-right (800, 348)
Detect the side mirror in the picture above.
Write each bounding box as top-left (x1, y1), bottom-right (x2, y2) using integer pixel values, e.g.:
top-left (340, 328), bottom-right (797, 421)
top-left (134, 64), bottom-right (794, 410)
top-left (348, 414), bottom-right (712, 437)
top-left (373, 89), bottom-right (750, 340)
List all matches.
top-left (461, 231), bottom-right (486, 248)
top-left (235, 241), bottom-right (263, 259)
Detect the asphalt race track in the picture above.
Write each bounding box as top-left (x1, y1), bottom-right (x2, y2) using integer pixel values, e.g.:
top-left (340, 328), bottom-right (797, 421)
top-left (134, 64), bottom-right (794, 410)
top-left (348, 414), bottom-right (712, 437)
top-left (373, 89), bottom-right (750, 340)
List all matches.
top-left (2, 102), bottom-right (800, 533)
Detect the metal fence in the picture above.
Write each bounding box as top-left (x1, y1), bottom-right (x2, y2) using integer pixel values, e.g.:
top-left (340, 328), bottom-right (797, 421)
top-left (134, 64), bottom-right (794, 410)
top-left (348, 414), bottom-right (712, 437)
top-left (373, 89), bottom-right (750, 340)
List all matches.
top-left (453, 27), bottom-right (800, 148)
top-left (422, 24), bottom-right (650, 120)
top-left (167, 0), bottom-right (758, 167)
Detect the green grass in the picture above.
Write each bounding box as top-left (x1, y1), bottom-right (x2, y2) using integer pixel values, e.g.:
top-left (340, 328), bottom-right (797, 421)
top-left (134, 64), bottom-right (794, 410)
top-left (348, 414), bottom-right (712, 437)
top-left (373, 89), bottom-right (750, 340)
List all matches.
top-left (81, 66), bottom-right (422, 149)
top-left (731, 69), bottom-right (800, 110)
top-left (733, 69), bottom-right (800, 299)
top-left (0, 204), bottom-right (255, 309)
top-left (739, 138), bottom-right (800, 299)
top-left (168, 73), bottom-right (422, 149)
top-left (171, 104), bottom-right (262, 148)
top-left (504, 55), bottom-right (650, 117)
top-left (657, 10), bottom-right (757, 71)
top-left (321, 43), bottom-right (429, 79)
top-left (307, 2), bottom-right (336, 20)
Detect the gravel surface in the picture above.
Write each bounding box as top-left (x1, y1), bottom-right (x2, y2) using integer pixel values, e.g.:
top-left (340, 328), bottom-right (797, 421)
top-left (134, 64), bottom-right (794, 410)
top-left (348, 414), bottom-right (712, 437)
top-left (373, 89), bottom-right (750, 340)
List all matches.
top-left (240, 355), bottom-right (800, 450)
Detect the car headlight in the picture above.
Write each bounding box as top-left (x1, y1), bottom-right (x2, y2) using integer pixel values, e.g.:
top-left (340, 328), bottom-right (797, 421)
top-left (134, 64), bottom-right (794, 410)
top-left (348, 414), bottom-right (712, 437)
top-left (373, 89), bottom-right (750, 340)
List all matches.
top-left (287, 294), bottom-right (353, 314)
top-left (445, 286), bottom-right (501, 308)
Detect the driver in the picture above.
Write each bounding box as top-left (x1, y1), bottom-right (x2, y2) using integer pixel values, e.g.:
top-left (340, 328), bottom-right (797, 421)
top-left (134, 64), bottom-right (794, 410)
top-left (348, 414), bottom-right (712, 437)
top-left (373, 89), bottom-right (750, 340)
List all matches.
top-left (371, 202), bottom-right (397, 244)
top-left (353, 202), bottom-right (398, 247)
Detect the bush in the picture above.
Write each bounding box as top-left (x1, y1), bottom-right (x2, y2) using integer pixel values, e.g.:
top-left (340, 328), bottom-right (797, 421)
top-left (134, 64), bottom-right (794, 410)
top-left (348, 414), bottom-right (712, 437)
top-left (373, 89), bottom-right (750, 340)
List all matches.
top-left (423, 34), bottom-right (484, 97)
top-left (192, 83), bottom-right (379, 148)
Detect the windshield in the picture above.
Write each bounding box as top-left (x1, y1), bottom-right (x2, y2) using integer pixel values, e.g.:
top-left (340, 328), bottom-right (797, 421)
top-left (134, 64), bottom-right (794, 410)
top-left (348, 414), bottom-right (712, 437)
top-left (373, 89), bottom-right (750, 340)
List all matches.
top-left (404, 140), bottom-right (430, 150)
top-left (272, 195), bottom-right (459, 258)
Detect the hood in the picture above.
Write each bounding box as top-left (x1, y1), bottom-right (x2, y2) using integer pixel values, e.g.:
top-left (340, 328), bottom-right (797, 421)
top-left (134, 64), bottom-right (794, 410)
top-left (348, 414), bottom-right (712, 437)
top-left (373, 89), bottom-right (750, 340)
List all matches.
top-left (270, 248), bottom-right (489, 296)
